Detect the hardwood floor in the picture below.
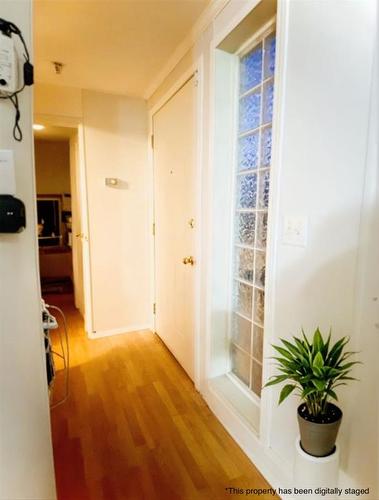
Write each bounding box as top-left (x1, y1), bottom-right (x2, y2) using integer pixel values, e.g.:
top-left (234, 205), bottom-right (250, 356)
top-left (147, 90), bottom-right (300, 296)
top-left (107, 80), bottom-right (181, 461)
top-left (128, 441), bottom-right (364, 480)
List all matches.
top-left (46, 294), bottom-right (277, 500)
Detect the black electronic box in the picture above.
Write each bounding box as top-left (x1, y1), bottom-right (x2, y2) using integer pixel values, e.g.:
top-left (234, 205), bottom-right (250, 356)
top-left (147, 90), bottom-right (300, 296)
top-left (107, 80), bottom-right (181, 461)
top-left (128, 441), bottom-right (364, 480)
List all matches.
top-left (0, 195), bottom-right (26, 233)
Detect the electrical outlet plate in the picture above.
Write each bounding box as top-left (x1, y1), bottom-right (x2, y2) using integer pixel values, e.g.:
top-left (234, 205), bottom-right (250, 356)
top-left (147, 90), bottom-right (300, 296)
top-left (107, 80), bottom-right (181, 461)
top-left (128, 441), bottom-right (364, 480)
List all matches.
top-left (282, 215), bottom-right (308, 247)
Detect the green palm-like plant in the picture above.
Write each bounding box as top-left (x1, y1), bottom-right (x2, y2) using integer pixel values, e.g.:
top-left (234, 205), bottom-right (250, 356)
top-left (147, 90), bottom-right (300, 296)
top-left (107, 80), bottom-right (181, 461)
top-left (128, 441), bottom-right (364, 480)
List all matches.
top-left (265, 328), bottom-right (360, 417)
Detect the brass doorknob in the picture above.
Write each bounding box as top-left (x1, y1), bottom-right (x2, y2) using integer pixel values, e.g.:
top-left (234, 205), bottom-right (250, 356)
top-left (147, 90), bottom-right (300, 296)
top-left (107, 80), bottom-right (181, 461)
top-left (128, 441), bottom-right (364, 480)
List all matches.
top-left (182, 256), bottom-right (195, 266)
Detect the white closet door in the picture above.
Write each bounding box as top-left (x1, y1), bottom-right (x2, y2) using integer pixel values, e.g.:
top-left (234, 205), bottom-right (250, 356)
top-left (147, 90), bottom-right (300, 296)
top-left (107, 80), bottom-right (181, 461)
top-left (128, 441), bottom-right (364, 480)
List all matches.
top-left (153, 77), bottom-right (197, 380)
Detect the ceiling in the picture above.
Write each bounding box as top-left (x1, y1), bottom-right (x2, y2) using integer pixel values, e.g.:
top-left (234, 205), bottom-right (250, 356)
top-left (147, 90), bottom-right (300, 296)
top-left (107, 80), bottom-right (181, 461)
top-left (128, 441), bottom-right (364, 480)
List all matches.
top-left (34, 0), bottom-right (211, 98)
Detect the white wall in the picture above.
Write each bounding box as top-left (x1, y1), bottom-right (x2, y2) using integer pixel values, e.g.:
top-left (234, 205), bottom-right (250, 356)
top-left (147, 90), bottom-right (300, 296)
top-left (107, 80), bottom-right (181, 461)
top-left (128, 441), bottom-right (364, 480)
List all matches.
top-left (34, 139), bottom-right (71, 196)
top-left (34, 84), bottom-right (152, 335)
top-left (208, 50), bottom-right (236, 379)
top-left (82, 90), bottom-right (151, 335)
top-left (35, 83), bottom-right (82, 120)
top-left (0, 2), bottom-right (56, 499)
top-left (267, 2), bottom-right (377, 495)
top-left (338, 24), bottom-right (378, 493)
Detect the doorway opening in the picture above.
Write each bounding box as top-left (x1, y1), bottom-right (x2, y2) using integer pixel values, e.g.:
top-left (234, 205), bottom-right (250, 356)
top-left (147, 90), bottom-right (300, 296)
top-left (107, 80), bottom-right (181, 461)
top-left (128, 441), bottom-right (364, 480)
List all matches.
top-left (33, 122), bottom-right (87, 319)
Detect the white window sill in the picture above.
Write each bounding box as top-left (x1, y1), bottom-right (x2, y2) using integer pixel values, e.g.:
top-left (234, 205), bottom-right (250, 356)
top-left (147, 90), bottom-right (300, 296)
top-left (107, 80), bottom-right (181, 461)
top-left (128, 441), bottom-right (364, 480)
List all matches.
top-left (208, 373), bottom-right (260, 433)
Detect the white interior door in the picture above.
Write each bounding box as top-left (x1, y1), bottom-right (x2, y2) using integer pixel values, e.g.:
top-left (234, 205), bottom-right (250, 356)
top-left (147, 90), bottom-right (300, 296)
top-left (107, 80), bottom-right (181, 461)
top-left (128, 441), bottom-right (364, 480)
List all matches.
top-left (70, 133), bottom-right (85, 316)
top-left (77, 124), bottom-right (93, 335)
top-left (153, 76), bottom-right (197, 380)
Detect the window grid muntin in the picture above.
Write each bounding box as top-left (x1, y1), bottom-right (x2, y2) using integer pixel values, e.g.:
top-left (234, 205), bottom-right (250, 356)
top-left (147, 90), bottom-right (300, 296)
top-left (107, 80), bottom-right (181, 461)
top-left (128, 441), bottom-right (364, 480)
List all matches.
top-left (230, 27), bottom-right (276, 397)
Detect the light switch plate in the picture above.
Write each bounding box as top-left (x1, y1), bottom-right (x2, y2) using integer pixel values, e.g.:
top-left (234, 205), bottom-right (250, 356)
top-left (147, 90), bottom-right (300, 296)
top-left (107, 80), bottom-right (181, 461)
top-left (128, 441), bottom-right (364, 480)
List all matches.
top-left (283, 215), bottom-right (308, 247)
top-left (0, 150), bottom-right (15, 195)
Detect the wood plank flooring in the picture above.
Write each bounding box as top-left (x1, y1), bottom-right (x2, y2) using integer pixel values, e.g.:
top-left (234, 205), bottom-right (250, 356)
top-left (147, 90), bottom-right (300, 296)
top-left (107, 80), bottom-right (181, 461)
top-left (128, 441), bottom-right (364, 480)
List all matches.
top-left (46, 294), bottom-right (278, 500)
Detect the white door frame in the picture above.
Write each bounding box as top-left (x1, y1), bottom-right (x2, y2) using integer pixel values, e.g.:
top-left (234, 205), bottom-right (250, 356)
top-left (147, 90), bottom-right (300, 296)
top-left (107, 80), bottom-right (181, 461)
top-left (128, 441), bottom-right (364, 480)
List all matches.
top-left (76, 123), bottom-right (93, 335)
top-left (148, 58), bottom-right (204, 390)
top-left (34, 114), bottom-right (94, 335)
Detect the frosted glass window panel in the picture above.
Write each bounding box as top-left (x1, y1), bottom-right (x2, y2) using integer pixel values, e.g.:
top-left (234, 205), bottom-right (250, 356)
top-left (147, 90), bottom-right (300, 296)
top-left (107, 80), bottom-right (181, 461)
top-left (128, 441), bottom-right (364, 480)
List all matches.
top-left (254, 288), bottom-right (265, 325)
top-left (254, 250), bottom-right (266, 288)
top-left (237, 173), bottom-right (257, 209)
top-left (231, 313), bottom-right (252, 353)
top-left (251, 360), bottom-right (263, 397)
top-left (264, 33), bottom-right (276, 79)
top-left (240, 43), bottom-right (263, 93)
top-left (256, 212), bottom-right (268, 249)
top-left (236, 247), bottom-right (254, 282)
top-left (258, 170), bottom-right (270, 209)
top-left (234, 281), bottom-right (253, 318)
top-left (236, 212), bottom-right (256, 246)
top-left (231, 344), bottom-right (251, 386)
top-left (262, 81), bottom-right (274, 124)
top-left (239, 91), bottom-right (261, 133)
top-left (229, 28), bottom-right (275, 398)
top-left (253, 325), bottom-right (264, 362)
top-left (261, 127), bottom-right (272, 167)
top-left (238, 132), bottom-right (259, 171)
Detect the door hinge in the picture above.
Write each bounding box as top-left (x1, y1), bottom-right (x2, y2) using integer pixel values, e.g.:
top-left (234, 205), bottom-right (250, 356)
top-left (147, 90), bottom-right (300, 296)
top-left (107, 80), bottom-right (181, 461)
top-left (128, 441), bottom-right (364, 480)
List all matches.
top-left (152, 222), bottom-right (155, 236)
top-left (151, 134), bottom-right (154, 149)
top-left (153, 303), bottom-right (156, 315)
top-left (194, 70), bottom-right (199, 87)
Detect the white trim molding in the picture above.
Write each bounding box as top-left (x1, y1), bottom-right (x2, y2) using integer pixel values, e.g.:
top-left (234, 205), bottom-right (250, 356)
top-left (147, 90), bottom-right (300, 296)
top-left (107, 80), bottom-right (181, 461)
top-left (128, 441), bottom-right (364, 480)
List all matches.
top-left (204, 382), bottom-right (294, 500)
top-left (143, 0), bottom-right (229, 100)
top-left (89, 324), bottom-right (153, 339)
top-left (201, 0), bottom-right (294, 494)
top-left (259, 0), bottom-right (289, 450)
top-left (149, 64), bottom-right (198, 118)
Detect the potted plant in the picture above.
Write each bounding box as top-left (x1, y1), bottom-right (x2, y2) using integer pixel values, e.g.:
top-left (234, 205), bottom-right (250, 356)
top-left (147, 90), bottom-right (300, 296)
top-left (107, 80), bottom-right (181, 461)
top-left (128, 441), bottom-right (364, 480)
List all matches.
top-left (265, 328), bottom-right (360, 457)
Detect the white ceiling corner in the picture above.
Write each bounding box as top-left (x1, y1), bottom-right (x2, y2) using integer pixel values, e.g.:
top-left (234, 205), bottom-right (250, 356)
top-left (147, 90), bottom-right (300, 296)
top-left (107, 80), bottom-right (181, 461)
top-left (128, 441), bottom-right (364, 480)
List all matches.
top-left (34, 0), bottom-right (215, 99)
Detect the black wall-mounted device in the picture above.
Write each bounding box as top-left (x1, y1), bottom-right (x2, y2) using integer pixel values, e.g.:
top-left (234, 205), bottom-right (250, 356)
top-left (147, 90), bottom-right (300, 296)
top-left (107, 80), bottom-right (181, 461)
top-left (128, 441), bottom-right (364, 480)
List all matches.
top-left (0, 195), bottom-right (26, 233)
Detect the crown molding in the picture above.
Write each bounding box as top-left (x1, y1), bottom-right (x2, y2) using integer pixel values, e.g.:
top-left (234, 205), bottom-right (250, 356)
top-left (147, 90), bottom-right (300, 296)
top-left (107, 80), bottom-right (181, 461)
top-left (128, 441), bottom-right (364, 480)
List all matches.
top-left (143, 0), bottom-right (230, 101)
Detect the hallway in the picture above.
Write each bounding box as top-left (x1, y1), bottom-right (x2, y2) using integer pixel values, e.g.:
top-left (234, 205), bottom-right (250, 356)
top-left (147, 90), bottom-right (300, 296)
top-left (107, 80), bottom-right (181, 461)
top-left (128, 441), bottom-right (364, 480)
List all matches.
top-left (47, 295), bottom-right (277, 500)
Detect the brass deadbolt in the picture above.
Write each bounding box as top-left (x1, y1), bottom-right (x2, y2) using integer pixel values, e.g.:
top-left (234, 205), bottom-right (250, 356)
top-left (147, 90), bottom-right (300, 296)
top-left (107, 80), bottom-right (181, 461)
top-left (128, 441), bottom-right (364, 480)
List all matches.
top-left (182, 256), bottom-right (195, 266)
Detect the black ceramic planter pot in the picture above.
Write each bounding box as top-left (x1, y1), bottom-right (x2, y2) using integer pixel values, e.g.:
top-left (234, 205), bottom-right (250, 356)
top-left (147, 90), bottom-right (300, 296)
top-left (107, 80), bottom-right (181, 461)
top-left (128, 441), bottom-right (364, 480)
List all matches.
top-left (297, 403), bottom-right (342, 457)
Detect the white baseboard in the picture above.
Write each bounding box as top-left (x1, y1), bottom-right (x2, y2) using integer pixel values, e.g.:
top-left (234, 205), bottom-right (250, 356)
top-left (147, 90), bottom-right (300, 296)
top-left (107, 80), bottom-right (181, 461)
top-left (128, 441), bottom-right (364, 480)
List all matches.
top-left (203, 382), bottom-right (294, 500)
top-left (88, 324), bottom-right (152, 339)
top-left (338, 470), bottom-right (375, 500)
top-left (203, 382), bottom-right (372, 500)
